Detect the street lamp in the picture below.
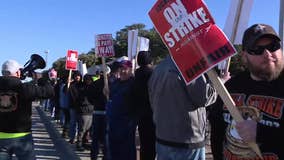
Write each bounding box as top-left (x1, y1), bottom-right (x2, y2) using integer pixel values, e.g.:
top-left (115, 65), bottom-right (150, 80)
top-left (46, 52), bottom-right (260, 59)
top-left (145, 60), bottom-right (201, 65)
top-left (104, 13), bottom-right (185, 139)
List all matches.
top-left (44, 50), bottom-right (49, 66)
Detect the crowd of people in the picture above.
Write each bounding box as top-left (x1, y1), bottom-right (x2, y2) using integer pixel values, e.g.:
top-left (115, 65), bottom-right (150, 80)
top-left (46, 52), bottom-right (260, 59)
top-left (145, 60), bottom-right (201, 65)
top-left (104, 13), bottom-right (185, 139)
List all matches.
top-left (0, 23), bottom-right (283, 160)
top-left (42, 51), bottom-right (156, 160)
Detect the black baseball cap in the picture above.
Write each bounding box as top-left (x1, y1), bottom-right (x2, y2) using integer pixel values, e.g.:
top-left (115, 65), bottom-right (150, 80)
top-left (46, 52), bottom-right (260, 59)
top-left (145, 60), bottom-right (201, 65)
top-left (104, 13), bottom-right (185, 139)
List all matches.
top-left (242, 24), bottom-right (281, 50)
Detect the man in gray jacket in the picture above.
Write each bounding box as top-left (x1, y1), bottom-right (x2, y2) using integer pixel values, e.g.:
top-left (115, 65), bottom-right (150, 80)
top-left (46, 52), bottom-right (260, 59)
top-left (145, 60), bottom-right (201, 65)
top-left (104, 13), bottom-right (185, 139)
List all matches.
top-left (148, 56), bottom-right (217, 160)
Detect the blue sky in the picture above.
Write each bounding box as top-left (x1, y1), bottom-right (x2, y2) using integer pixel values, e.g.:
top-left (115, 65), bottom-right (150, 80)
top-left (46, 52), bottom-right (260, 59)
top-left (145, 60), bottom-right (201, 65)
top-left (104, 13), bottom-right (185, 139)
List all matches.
top-left (0, 0), bottom-right (280, 70)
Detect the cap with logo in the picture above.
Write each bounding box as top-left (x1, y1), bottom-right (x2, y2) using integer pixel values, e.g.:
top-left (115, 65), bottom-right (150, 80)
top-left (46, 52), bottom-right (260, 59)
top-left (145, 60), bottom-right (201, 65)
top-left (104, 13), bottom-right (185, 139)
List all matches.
top-left (242, 24), bottom-right (281, 50)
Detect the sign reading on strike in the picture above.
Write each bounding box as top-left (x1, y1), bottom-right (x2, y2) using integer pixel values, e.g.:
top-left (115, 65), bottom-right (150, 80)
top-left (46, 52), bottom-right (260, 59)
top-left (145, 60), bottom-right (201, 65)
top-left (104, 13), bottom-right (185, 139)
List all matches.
top-left (149, 0), bottom-right (236, 85)
top-left (65, 50), bottom-right (78, 70)
top-left (95, 34), bottom-right (115, 57)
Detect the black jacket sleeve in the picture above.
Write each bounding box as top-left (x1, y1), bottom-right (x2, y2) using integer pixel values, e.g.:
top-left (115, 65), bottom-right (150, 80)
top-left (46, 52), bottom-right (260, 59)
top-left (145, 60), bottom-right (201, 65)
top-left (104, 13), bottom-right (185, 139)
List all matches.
top-left (22, 78), bottom-right (55, 101)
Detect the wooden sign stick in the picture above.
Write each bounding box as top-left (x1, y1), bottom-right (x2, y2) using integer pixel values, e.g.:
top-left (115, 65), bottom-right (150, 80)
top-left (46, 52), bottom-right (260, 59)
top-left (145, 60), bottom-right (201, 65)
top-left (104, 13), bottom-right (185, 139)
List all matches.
top-left (67, 69), bottom-right (72, 89)
top-left (207, 69), bottom-right (263, 159)
top-left (102, 57), bottom-right (109, 100)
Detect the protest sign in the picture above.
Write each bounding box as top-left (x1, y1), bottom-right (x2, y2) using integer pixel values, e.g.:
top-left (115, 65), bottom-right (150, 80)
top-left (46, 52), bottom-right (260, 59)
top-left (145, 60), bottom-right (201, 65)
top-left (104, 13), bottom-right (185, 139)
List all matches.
top-left (127, 30), bottom-right (138, 60)
top-left (95, 34), bottom-right (115, 57)
top-left (218, 0), bottom-right (254, 73)
top-left (65, 49), bottom-right (78, 88)
top-left (137, 36), bottom-right (150, 52)
top-left (65, 50), bottom-right (78, 70)
top-left (149, 0), bottom-right (236, 85)
top-left (78, 61), bottom-right (88, 77)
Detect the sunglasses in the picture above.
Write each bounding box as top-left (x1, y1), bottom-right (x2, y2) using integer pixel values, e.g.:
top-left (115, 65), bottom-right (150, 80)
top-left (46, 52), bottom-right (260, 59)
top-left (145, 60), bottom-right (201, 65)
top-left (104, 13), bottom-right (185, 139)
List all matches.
top-left (247, 41), bottom-right (281, 55)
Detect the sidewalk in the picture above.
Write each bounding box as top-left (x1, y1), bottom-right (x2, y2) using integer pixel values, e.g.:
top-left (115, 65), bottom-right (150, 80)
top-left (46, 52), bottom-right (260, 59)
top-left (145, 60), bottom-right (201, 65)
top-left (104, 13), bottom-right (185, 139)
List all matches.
top-left (32, 103), bottom-right (88, 160)
top-left (32, 102), bottom-right (213, 160)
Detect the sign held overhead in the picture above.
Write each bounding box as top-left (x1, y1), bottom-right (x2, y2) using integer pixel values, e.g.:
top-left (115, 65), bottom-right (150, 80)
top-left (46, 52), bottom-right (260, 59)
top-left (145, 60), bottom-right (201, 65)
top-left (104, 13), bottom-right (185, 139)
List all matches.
top-left (149, 0), bottom-right (236, 85)
top-left (95, 34), bottom-right (115, 57)
top-left (65, 50), bottom-right (78, 70)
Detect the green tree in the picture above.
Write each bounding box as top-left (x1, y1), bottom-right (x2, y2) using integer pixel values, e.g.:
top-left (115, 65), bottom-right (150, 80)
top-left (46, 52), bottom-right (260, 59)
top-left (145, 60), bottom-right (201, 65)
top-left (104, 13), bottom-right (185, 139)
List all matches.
top-left (114, 23), bottom-right (149, 57)
top-left (113, 23), bottom-right (169, 64)
top-left (229, 44), bottom-right (247, 76)
top-left (145, 28), bottom-right (169, 64)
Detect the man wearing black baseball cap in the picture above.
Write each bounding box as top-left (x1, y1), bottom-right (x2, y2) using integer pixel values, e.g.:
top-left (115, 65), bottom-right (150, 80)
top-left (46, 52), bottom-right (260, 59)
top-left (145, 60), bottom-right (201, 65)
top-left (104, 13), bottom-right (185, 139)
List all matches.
top-left (242, 24), bottom-right (281, 51)
top-left (209, 24), bottom-right (284, 159)
top-left (241, 23), bottom-right (283, 81)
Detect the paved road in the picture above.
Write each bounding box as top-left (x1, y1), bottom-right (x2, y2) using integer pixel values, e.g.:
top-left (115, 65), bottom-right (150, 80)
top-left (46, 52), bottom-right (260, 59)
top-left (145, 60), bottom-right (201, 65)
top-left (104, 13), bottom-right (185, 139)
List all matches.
top-left (32, 104), bottom-right (89, 160)
top-left (31, 102), bottom-right (213, 160)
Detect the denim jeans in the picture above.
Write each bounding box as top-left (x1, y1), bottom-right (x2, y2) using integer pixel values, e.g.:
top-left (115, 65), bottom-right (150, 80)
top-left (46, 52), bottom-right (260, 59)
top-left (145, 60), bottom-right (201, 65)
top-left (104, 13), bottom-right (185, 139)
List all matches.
top-left (0, 134), bottom-right (35, 160)
top-left (69, 108), bottom-right (78, 141)
top-left (156, 142), bottom-right (205, 160)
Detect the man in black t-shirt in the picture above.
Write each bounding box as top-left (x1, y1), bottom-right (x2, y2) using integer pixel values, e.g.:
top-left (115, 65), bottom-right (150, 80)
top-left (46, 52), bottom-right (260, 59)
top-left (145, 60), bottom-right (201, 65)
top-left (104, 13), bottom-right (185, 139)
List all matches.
top-left (209, 24), bottom-right (284, 160)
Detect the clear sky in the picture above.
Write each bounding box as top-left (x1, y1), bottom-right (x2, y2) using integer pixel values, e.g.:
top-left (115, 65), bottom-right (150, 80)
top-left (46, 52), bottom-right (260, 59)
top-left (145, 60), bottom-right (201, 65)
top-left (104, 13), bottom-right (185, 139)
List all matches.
top-left (0, 0), bottom-right (280, 70)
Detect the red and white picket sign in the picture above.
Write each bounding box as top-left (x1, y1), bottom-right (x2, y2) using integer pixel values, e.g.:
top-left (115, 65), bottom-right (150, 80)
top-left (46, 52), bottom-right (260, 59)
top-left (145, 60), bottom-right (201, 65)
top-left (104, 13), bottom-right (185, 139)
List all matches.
top-left (149, 0), bottom-right (236, 85)
top-left (95, 34), bottom-right (115, 57)
top-left (65, 50), bottom-right (78, 70)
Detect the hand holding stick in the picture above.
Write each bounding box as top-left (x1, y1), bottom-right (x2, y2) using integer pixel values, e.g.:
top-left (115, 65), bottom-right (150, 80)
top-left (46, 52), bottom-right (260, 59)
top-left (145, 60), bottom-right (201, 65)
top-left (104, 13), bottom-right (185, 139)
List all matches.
top-left (207, 69), bottom-right (263, 159)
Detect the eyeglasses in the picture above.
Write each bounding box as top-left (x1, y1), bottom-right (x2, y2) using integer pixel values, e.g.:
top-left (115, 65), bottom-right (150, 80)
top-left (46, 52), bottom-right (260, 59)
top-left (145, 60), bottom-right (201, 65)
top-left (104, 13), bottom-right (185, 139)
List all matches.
top-left (247, 41), bottom-right (281, 55)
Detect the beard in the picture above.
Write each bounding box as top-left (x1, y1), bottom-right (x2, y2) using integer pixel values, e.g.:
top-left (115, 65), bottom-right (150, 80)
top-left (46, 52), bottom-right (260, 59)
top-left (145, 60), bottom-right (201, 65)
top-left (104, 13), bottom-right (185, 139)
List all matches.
top-left (246, 56), bottom-right (284, 81)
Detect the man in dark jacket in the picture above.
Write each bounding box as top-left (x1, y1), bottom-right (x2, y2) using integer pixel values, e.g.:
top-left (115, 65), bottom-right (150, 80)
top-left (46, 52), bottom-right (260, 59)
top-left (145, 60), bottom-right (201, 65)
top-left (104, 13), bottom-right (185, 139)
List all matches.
top-left (0, 59), bottom-right (54, 160)
top-left (107, 60), bottom-right (136, 160)
top-left (75, 74), bottom-right (96, 151)
top-left (68, 71), bottom-right (82, 144)
top-left (91, 72), bottom-right (108, 160)
top-left (127, 51), bottom-right (156, 160)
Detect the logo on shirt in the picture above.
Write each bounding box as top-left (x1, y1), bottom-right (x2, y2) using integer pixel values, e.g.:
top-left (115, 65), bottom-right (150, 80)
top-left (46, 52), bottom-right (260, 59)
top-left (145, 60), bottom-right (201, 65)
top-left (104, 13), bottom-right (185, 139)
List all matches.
top-left (0, 91), bottom-right (18, 112)
top-left (224, 94), bottom-right (284, 119)
top-left (222, 93), bottom-right (283, 159)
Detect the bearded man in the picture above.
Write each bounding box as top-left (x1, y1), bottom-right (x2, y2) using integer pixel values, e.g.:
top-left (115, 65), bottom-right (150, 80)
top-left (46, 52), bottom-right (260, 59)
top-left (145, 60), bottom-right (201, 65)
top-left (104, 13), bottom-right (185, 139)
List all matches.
top-left (209, 24), bottom-right (284, 160)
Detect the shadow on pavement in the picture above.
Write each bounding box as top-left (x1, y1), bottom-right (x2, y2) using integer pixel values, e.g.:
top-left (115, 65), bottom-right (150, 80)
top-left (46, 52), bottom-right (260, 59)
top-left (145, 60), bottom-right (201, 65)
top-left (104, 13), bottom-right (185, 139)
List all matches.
top-left (32, 106), bottom-right (81, 160)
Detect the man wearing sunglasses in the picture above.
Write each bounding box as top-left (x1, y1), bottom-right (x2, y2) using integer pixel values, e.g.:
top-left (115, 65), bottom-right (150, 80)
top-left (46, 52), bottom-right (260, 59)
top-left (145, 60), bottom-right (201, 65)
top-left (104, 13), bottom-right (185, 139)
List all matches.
top-left (209, 24), bottom-right (284, 160)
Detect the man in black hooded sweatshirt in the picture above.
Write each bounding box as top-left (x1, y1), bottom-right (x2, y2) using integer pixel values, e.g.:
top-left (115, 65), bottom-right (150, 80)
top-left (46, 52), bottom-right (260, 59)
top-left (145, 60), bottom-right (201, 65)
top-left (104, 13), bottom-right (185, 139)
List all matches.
top-left (127, 51), bottom-right (156, 160)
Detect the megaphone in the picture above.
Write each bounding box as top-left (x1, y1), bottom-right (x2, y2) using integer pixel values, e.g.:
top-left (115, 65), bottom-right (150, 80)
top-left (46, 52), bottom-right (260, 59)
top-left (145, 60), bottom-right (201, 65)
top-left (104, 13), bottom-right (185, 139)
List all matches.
top-left (20, 54), bottom-right (46, 80)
